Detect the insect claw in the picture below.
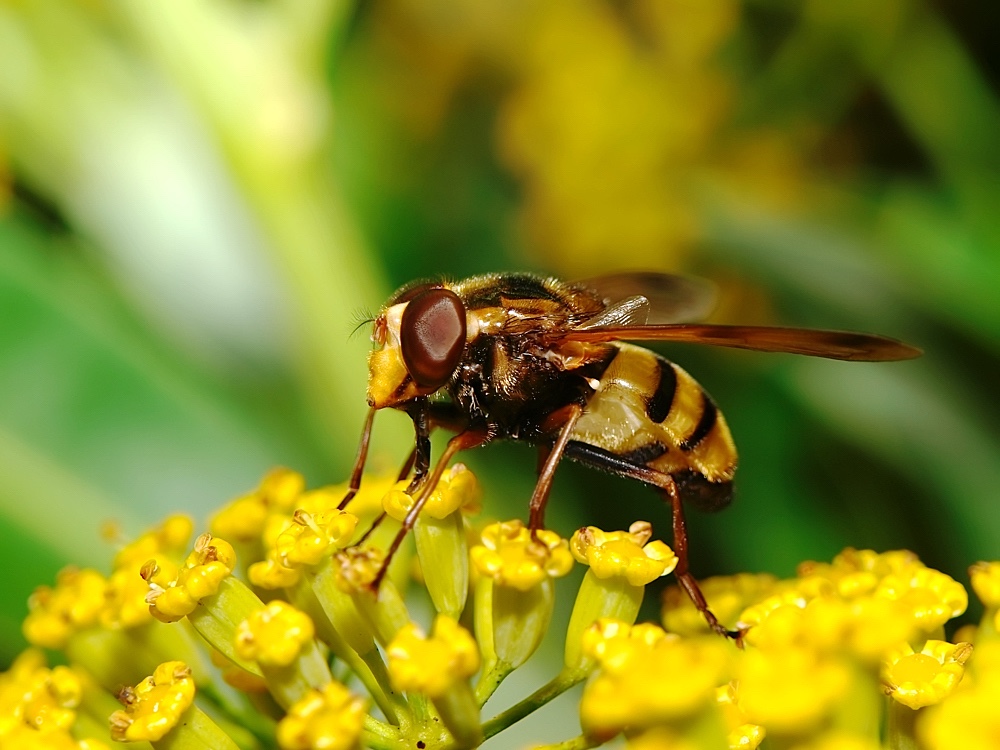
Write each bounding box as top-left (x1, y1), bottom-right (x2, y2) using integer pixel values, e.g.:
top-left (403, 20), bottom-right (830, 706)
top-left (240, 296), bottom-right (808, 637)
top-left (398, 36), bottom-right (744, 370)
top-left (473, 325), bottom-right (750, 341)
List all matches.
top-left (713, 624), bottom-right (748, 648)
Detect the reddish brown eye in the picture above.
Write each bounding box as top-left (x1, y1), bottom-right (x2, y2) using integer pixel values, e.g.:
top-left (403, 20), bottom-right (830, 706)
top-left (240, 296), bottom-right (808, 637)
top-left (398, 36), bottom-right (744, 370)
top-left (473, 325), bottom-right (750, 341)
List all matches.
top-left (400, 288), bottom-right (467, 389)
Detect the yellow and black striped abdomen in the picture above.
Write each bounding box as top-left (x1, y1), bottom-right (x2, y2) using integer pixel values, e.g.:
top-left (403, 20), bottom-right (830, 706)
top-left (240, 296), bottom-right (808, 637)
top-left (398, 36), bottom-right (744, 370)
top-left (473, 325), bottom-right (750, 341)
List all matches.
top-left (568, 343), bottom-right (737, 506)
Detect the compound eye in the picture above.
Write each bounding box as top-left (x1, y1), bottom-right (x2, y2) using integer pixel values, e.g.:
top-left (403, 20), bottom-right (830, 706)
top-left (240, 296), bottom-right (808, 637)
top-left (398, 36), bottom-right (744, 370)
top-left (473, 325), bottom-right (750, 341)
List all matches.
top-left (400, 287), bottom-right (467, 390)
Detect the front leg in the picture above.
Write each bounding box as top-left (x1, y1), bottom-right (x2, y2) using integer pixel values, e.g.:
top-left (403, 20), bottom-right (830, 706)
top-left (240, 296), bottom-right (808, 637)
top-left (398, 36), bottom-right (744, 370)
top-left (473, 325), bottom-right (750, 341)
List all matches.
top-left (372, 425), bottom-right (491, 589)
top-left (338, 407), bottom-right (377, 511)
top-left (404, 398), bottom-right (432, 494)
top-left (528, 403), bottom-right (583, 531)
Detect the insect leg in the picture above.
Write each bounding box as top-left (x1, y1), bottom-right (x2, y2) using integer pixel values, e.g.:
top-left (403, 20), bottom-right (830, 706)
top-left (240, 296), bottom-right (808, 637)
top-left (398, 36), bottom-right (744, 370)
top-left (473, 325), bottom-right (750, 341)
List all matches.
top-left (404, 398), bottom-right (432, 494)
top-left (535, 444), bottom-right (552, 477)
top-left (663, 477), bottom-right (744, 644)
top-left (527, 403), bottom-right (584, 531)
top-left (353, 401), bottom-right (470, 546)
top-left (353, 447), bottom-right (417, 546)
top-left (560, 441), bottom-right (742, 642)
top-left (338, 407), bottom-right (377, 510)
top-left (370, 426), bottom-right (490, 590)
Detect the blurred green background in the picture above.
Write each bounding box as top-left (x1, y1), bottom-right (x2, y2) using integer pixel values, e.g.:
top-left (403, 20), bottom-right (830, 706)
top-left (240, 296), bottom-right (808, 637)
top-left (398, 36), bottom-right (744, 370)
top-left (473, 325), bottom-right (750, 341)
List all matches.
top-left (1, 0), bottom-right (999, 668)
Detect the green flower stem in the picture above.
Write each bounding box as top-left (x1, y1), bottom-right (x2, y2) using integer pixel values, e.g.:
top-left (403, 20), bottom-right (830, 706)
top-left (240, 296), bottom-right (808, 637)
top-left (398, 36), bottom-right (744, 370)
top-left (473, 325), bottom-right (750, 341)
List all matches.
top-left (65, 622), bottom-right (203, 694)
top-left (414, 512), bottom-right (468, 620)
top-left (289, 575), bottom-right (406, 727)
top-left (304, 562), bottom-right (418, 728)
top-left (564, 571), bottom-right (643, 671)
top-left (66, 629), bottom-right (154, 693)
top-left (474, 577), bottom-right (497, 668)
top-left (432, 682), bottom-right (483, 750)
top-left (75, 681), bottom-right (134, 746)
top-left (187, 577), bottom-right (266, 676)
top-left (135, 621), bottom-right (213, 678)
top-left (350, 578), bottom-right (411, 648)
top-left (482, 667), bottom-right (588, 741)
top-left (308, 561), bottom-right (378, 655)
top-left (533, 735), bottom-right (602, 750)
top-left (154, 704), bottom-right (241, 750)
top-left (268, 637), bottom-right (334, 708)
top-left (831, 663), bottom-right (882, 740)
top-left (474, 660), bottom-right (514, 707)
top-left (361, 729), bottom-right (405, 750)
top-left (198, 680), bottom-right (277, 745)
top-left (886, 699), bottom-right (920, 750)
top-left (473, 576), bottom-right (556, 704)
top-left (194, 704), bottom-right (265, 750)
top-left (359, 648), bottom-right (414, 731)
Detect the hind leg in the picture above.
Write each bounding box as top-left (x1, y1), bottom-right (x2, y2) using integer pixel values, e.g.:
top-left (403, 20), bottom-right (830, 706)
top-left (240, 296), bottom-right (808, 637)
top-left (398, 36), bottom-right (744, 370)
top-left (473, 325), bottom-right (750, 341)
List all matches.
top-left (561, 441), bottom-right (742, 642)
top-left (659, 475), bottom-right (743, 642)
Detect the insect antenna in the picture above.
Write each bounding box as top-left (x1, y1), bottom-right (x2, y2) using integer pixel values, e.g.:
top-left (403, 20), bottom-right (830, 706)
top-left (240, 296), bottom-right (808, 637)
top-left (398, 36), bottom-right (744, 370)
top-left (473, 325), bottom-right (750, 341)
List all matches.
top-left (350, 307), bottom-right (376, 339)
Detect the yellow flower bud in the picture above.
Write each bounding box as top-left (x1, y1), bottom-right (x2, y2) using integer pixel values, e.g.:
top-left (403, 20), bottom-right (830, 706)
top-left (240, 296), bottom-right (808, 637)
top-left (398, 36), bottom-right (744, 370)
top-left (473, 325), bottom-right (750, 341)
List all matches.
top-left (23, 568), bottom-right (107, 649)
top-left (274, 509), bottom-right (359, 568)
top-left (109, 661), bottom-right (195, 742)
top-left (579, 620), bottom-right (730, 740)
top-left (144, 534), bottom-right (237, 623)
top-left (211, 467), bottom-right (305, 542)
top-left (470, 520), bottom-right (573, 591)
top-left (882, 640), bottom-right (972, 709)
top-left (277, 682), bottom-right (368, 750)
top-left (970, 561), bottom-right (1000, 608)
top-left (386, 615), bottom-right (480, 698)
top-left (383, 463), bottom-right (481, 522)
top-left (571, 522), bottom-right (677, 586)
top-left (235, 601), bottom-right (316, 667)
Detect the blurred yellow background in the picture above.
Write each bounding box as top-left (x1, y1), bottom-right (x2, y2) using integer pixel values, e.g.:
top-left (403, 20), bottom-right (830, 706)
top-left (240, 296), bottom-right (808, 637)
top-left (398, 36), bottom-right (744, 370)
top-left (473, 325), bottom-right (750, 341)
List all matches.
top-left (1, 0), bottom-right (998, 665)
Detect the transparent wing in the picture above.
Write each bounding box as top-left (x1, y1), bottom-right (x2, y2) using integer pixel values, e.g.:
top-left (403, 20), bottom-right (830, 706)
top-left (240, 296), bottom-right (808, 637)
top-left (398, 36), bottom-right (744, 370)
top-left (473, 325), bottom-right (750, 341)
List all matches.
top-left (563, 323), bottom-right (922, 362)
top-left (575, 295), bottom-right (651, 330)
top-left (572, 272), bottom-right (718, 326)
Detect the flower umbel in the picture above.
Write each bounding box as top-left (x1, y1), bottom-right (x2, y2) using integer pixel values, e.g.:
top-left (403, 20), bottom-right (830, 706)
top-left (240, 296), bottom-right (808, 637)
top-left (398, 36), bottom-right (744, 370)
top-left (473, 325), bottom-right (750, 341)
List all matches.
top-left (6, 466), bottom-right (998, 749)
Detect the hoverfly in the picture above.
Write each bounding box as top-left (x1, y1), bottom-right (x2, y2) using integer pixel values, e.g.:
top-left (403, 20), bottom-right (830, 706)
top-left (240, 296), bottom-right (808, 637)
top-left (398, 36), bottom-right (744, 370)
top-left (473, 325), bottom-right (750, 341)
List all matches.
top-left (340, 272), bottom-right (921, 637)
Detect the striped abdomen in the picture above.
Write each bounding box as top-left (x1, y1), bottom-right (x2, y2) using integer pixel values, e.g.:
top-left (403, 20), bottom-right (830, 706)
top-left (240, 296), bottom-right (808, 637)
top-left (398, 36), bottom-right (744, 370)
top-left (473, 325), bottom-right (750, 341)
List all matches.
top-left (567, 343), bottom-right (737, 507)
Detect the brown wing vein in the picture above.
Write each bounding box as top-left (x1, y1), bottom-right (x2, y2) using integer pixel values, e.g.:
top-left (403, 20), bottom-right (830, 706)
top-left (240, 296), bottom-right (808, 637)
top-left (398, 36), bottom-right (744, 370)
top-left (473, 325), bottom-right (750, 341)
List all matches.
top-left (563, 324), bottom-right (922, 362)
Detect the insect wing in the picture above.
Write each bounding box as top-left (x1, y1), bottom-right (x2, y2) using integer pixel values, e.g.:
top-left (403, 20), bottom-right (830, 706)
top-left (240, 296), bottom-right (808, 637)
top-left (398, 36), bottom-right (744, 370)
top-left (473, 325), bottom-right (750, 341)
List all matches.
top-left (564, 323), bottom-right (922, 362)
top-left (572, 272), bottom-right (718, 325)
top-left (576, 294), bottom-right (651, 329)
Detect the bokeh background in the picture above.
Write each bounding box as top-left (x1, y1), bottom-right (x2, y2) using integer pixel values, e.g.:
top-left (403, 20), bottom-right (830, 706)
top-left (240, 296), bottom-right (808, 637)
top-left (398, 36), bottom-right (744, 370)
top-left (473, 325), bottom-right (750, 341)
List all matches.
top-left (1, 0), bottom-right (999, 680)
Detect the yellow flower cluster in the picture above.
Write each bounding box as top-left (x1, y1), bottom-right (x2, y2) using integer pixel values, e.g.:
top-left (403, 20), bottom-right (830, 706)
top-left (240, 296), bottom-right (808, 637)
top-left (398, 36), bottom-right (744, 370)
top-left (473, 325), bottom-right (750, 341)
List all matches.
top-left (571, 521), bottom-right (678, 587)
top-left (5, 466), bottom-right (1000, 750)
top-left (144, 533), bottom-right (237, 622)
top-left (235, 600), bottom-right (317, 668)
top-left (579, 620), bottom-right (731, 744)
top-left (277, 682), bottom-right (369, 750)
top-left (360, 0), bottom-right (828, 279)
top-left (0, 650), bottom-right (109, 750)
top-left (470, 519), bottom-right (574, 590)
top-left (211, 467), bottom-right (307, 543)
top-left (22, 568), bottom-right (107, 651)
top-left (383, 462), bottom-right (482, 522)
top-left (387, 615), bottom-right (480, 698)
top-left (108, 661), bottom-right (195, 742)
top-left (620, 547), bottom-right (985, 748)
